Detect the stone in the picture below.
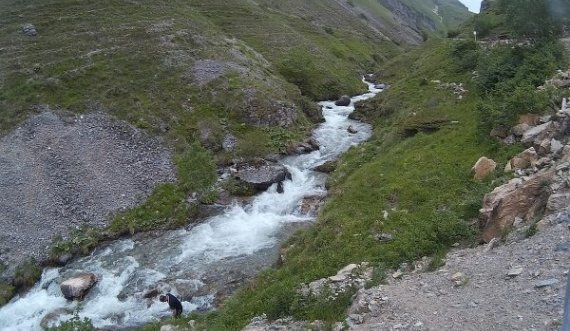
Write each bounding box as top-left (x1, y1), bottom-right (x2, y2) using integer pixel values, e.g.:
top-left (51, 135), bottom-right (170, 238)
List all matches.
top-left (547, 193), bottom-right (570, 212)
top-left (56, 253), bottom-right (73, 265)
top-left (479, 171), bottom-right (554, 242)
top-left (471, 156), bottom-right (496, 180)
top-left (160, 325), bottom-right (179, 331)
top-left (451, 272), bottom-right (468, 286)
top-left (233, 159), bottom-right (291, 192)
top-left (534, 278), bottom-right (559, 288)
top-left (551, 139), bottom-right (564, 156)
top-left (483, 237), bottom-right (499, 253)
top-left (347, 125), bottom-right (358, 134)
top-left (348, 314), bottom-right (364, 325)
top-left (60, 273), bottom-right (97, 300)
top-left (512, 123), bottom-right (530, 137)
top-left (40, 308), bottom-right (71, 329)
top-left (285, 138), bottom-right (320, 155)
top-left (335, 95), bottom-right (351, 107)
top-left (508, 147), bottom-right (538, 171)
top-left (376, 233), bottom-right (394, 242)
top-left (556, 162), bottom-right (570, 171)
top-left (222, 133), bottom-right (237, 152)
top-left (22, 23), bottom-right (37, 36)
top-left (298, 194), bottom-right (326, 215)
top-left (375, 83), bottom-right (386, 89)
top-left (312, 160), bottom-right (337, 173)
top-left (521, 121), bottom-right (555, 146)
top-left (507, 267), bottom-right (523, 277)
top-left (392, 270), bottom-right (403, 279)
top-left (536, 139), bottom-right (551, 156)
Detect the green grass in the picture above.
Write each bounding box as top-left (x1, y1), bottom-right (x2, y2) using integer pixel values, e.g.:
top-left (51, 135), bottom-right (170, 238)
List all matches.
top-left (135, 39), bottom-right (524, 331)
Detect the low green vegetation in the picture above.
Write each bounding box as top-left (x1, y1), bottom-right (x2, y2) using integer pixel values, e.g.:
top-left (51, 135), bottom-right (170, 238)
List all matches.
top-left (149, 7), bottom-right (566, 327)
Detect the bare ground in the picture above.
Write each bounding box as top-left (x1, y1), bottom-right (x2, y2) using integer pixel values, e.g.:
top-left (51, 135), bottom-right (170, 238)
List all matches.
top-left (0, 111), bottom-right (175, 270)
top-left (349, 210), bottom-right (570, 331)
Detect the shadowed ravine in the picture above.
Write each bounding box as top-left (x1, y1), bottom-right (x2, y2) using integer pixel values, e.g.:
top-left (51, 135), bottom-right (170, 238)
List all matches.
top-left (0, 79), bottom-right (382, 330)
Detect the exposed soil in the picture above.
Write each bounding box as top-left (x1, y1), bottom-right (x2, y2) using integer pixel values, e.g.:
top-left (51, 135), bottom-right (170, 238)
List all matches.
top-left (349, 210), bottom-right (570, 331)
top-left (0, 111), bottom-right (175, 271)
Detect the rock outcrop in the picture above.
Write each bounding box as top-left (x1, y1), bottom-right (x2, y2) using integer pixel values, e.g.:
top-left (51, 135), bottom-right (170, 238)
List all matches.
top-left (232, 159), bottom-right (291, 192)
top-left (60, 273), bottom-right (97, 300)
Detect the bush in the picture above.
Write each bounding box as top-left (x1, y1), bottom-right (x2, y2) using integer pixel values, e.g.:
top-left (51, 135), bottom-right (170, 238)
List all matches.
top-left (450, 39), bottom-right (479, 71)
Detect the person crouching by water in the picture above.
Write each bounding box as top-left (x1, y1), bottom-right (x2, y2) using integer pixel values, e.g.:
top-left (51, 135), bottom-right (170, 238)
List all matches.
top-left (159, 293), bottom-right (183, 318)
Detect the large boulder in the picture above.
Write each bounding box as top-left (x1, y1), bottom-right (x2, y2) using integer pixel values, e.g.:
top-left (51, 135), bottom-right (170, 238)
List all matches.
top-left (285, 138), bottom-right (319, 155)
top-left (479, 170), bottom-right (554, 242)
top-left (60, 273), bottom-right (97, 300)
top-left (233, 159), bottom-right (291, 192)
top-left (334, 95), bottom-right (351, 107)
top-left (471, 156), bottom-right (496, 180)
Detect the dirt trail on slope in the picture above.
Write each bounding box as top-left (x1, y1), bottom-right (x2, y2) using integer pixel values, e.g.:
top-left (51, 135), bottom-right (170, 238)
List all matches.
top-left (350, 211), bottom-right (570, 331)
top-left (0, 111), bottom-right (175, 270)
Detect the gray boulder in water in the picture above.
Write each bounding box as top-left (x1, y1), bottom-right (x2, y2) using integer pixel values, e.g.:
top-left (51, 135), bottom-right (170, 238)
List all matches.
top-left (233, 159), bottom-right (291, 192)
top-left (334, 95), bottom-right (351, 107)
top-left (60, 273), bottom-right (97, 300)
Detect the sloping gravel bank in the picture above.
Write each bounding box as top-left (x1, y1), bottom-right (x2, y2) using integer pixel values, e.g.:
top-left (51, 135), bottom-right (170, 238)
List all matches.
top-left (0, 111), bottom-right (175, 268)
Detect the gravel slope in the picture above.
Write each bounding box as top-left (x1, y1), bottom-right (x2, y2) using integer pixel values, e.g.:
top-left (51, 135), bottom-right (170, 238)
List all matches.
top-left (0, 111), bottom-right (175, 268)
top-left (349, 210), bottom-right (570, 331)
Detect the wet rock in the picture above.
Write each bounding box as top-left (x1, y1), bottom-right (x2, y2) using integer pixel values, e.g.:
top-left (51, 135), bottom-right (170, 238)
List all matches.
top-left (471, 156), bottom-right (496, 180)
top-left (60, 273), bottom-right (97, 300)
top-left (347, 125), bottom-right (358, 134)
top-left (22, 23), bottom-right (37, 36)
top-left (298, 194), bottom-right (326, 215)
top-left (143, 288), bottom-right (160, 299)
top-left (40, 308), bottom-right (71, 329)
top-left (233, 159), bottom-right (291, 192)
top-left (335, 95), bottom-right (351, 107)
top-left (312, 160), bottom-right (337, 173)
top-left (285, 138), bottom-right (319, 155)
top-left (375, 83), bottom-right (386, 89)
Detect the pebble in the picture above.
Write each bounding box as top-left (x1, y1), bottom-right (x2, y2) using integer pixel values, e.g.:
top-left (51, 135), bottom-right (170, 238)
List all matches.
top-left (507, 267), bottom-right (523, 277)
top-left (534, 278), bottom-right (559, 288)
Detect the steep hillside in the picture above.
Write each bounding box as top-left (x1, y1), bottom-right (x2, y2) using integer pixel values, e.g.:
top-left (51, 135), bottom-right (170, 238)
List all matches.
top-left (0, 0), bottom-right (473, 322)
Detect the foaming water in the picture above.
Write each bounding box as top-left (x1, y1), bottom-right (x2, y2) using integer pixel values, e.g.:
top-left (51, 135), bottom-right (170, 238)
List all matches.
top-left (0, 78), bottom-right (382, 330)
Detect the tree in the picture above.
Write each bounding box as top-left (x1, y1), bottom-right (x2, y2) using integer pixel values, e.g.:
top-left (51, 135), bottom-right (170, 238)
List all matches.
top-left (498, 0), bottom-right (569, 42)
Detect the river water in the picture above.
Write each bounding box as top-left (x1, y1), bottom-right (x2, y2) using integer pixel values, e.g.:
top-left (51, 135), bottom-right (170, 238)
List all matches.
top-left (0, 79), bottom-right (381, 330)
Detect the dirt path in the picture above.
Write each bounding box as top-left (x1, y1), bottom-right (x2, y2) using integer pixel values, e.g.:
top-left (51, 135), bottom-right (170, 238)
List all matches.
top-left (349, 211), bottom-right (570, 331)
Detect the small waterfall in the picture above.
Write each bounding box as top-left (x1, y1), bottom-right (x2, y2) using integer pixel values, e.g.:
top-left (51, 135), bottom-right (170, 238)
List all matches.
top-left (0, 78), bottom-right (382, 330)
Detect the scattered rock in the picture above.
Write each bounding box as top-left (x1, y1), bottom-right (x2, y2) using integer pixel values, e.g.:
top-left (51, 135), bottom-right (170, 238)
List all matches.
top-left (451, 272), bottom-right (468, 287)
top-left (312, 160), bottom-right (337, 173)
top-left (222, 133), bottom-right (238, 152)
top-left (512, 123), bottom-right (530, 137)
top-left (160, 325), bottom-right (179, 331)
top-left (335, 95), bottom-right (351, 107)
top-left (547, 193), bottom-right (570, 212)
top-left (507, 267), bottom-right (523, 278)
top-left (534, 278), bottom-right (559, 288)
top-left (297, 194), bottom-right (326, 215)
top-left (376, 233), bottom-right (394, 242)
top-left (521, 121), bottom-right (555, 146)
top-left (507, 147), bottom-right (538, 171)
top-left (392, 270), bottom-right (403, 279)
top-left (22, 23), bottom-right (37, 36)
top-left (60, 273), bottom-right (97, 300)
top-left (471, 156), bottom-right (496, 180)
